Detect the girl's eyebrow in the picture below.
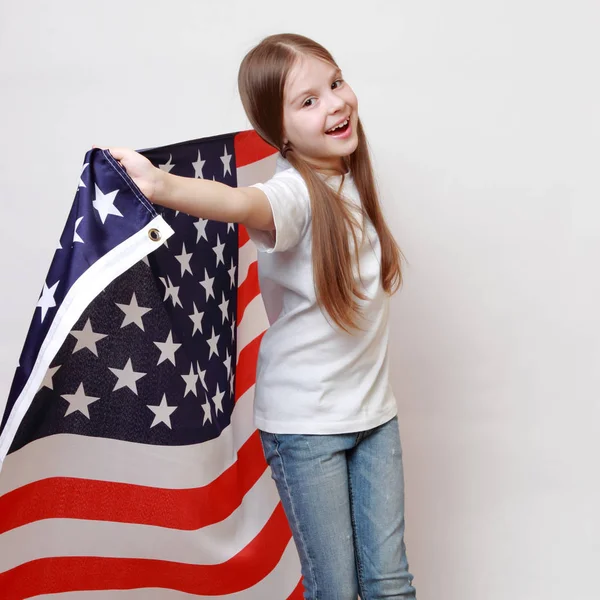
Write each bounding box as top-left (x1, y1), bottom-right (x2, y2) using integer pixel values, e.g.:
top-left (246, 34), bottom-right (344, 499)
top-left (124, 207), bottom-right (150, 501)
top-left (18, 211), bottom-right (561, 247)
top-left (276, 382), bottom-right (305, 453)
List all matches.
top-left (290, 68), bottom-right (343, 104)
top-left (291, 88), bottom-right (312, 104)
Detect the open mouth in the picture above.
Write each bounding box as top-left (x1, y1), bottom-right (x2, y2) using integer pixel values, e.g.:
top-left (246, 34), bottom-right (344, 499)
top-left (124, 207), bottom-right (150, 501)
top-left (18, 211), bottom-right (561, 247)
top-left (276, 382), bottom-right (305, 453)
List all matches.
top-left (325, 117), bottom-right (350, 135)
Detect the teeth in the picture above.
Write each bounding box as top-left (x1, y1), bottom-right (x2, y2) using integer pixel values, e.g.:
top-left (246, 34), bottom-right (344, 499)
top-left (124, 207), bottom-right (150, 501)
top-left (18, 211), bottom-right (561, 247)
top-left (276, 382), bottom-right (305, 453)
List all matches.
top-left (327, 118), bottom-right (348, 133)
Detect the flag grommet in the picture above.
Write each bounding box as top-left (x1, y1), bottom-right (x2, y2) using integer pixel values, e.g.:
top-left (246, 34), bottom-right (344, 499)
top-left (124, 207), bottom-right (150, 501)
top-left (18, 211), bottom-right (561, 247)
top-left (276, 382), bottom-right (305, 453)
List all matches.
top-left (148, 228), bottom-right (161, 242)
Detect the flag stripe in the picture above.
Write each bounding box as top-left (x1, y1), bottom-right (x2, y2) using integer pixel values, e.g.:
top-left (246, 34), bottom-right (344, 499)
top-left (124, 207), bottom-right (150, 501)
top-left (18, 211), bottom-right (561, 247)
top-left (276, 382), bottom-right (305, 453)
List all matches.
top-left (237, 238), bottom-right (257, 289)
top-left (235, 333), bottom-right (265, 402)
top-left (0, 468), bottom-right (280, 572)
top-left (237, 261), bottom-right (261, 325)
top-left (235, 153), bottom-right (278, 187)
top-left (238, 224), bottom-right (250, 247)
top-left (0, 503), bottom-right (292, 598)
top-left (287, 579), bottom-right (305, 600)
top-left (29, 540), bottom-right (301, 600)
top-left (236, 294), bottom-right (269, 362)
top-left (233, 131), bottom-right (277, 169)
top-left (0, 430), bottom-right (267, 535)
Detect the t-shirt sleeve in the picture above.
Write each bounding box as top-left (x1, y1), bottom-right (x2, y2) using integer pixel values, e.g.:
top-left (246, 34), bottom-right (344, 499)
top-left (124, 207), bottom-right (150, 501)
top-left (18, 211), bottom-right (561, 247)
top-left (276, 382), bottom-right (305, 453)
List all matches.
top-left (245, 171), bottom-right (311, 253)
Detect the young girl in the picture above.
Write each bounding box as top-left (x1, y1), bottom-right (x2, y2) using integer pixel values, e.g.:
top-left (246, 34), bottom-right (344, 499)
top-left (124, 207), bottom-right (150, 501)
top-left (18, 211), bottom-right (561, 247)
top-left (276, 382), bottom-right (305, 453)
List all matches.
top-left (98, 33), bottom-right (416, 600)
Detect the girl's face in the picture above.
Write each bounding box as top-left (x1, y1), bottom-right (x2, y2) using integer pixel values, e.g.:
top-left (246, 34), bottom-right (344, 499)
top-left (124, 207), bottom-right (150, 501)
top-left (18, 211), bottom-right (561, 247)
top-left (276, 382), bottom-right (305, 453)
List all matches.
top-left (282, 54), bottom-right (359, 173)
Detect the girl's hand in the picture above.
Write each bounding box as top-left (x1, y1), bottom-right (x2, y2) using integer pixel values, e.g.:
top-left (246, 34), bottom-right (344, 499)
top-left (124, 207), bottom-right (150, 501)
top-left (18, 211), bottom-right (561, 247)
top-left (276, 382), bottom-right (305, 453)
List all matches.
top-left (92, 145), bottom-right (161, 202)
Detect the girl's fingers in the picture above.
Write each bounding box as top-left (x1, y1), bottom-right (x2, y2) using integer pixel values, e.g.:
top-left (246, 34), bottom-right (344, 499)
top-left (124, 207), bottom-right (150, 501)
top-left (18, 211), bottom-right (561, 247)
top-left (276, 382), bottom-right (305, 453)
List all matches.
top-left (92, 145), bottom-right (130, 162)
top-left (93, 146), bottom-right (122, 160)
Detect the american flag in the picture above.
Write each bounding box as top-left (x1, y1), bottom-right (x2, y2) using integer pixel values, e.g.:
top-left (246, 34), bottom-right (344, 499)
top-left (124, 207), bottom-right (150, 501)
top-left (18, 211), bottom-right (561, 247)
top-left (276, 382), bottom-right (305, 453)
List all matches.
top-left (0, 130), bottom-right (303, 598)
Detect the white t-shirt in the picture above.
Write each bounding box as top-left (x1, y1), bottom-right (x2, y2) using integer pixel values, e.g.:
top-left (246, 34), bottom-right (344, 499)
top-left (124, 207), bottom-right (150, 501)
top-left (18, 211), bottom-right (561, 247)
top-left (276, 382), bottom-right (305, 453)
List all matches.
top-left (246, 156), bottom-right (398, 434)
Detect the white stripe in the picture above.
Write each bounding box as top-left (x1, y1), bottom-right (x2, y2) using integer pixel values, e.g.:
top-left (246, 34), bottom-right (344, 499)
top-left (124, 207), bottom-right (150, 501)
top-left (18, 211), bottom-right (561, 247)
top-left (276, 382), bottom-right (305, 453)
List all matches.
top-left (236, 154), bottom-right (277, 188)
top-left (34, 538), bottom-right (300, 599)
top-left (0, 216), bottom-right (175, 468)
top-left (237, 238), bottom-right (257, 287)
top-left (0, 385), bottom-right (257, 495)
top-left (237, 294), bottom-right (269, 360)
top-left (0, 468), bottom-right (279, 572)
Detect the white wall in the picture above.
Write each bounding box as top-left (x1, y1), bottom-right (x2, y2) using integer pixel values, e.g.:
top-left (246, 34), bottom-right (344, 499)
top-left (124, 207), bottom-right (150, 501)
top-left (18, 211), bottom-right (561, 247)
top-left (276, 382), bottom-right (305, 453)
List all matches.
top-left (1, 1), bottom-right (598, 598)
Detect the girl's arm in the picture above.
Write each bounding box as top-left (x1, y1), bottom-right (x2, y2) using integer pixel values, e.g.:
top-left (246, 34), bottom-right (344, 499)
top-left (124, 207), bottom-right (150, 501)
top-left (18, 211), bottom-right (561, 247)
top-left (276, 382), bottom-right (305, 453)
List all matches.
top-left (95, 146), bottom-right (274, 231)
top-left (154, 170), bottom-right (274, 231)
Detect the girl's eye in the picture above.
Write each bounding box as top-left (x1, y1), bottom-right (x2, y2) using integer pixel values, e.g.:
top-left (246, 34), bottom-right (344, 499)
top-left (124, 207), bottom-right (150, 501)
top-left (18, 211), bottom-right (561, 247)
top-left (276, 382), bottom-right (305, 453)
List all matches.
top-left (332, 79), bottom-right (343, 89)
top-left (303, 98), bottom-right (315, 107)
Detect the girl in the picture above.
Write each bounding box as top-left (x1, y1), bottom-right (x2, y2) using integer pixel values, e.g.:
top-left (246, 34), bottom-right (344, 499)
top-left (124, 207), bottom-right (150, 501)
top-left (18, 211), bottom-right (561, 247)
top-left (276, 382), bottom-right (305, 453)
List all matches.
top-left (98, 33), bottom-right (416, 600)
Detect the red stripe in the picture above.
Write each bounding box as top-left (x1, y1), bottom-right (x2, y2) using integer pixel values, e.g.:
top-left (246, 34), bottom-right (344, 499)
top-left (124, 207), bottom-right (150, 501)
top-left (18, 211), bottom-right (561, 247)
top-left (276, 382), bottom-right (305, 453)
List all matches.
top-left (0, 431), bottom-right (267, 534)
top-left (235, 332), bottom-right (265, 402)
top-left (234, 130), bottom-right (278, 168)
top-left (287, 578), bottom-right (305, 599)
top-left (237, 260), bottom-right (261, 324)
top-left (0, 503), bottom-right (292, 598)
top-left (238, 223), bottom-right (250, 247)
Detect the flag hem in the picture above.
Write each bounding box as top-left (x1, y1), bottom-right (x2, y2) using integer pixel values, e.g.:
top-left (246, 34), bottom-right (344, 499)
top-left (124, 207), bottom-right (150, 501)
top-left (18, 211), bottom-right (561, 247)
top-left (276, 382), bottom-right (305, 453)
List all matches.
top-left (0, 216), bottom-right (175, 467)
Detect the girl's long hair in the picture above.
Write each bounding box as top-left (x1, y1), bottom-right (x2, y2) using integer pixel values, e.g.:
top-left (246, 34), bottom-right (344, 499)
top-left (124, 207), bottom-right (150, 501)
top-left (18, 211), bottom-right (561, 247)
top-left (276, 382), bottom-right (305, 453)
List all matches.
top-left (238, 33), bottom-right (404, 332)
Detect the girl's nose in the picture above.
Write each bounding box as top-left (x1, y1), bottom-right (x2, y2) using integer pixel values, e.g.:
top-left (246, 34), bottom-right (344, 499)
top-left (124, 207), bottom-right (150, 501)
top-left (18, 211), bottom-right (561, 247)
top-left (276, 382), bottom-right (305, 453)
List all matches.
top-left (327, 92), bottom-right (346, 113)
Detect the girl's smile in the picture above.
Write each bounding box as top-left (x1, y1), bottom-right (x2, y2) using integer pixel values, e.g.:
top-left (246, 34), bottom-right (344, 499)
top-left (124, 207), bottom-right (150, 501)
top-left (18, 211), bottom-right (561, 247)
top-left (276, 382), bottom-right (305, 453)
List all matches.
top-left (325, 116), bottom-right (352, 138)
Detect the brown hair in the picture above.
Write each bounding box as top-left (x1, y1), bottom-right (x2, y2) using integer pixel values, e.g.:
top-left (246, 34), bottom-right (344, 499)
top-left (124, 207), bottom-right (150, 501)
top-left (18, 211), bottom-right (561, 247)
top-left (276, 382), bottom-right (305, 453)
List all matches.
top-left (238, 33), bottom-right (404, 332)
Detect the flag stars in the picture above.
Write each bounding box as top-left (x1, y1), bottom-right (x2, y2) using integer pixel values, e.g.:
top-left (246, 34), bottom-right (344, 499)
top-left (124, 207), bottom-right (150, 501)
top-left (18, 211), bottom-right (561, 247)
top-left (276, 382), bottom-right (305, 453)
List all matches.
top-left (201, 399), bottom-right (212, 425)
top-left (154, 331), bottom-right (182, 366)
top-left (159, 275), bottom-right (183, 307)
top-left (213, 234), bottom-right (225, 266)
top-left (192, 149), bottom-right (206, 178)
top-left (109, 358), bottom-right (146, 395)
top-left (40, 364), bottom-right (61, 391)
top-left (78, 162), bottom-right (89, 188)
top-left (197, 361), bottom-right (208, 392)
top-left (147, 394), bottom-right (177, 428)
top-left (116, 292), bottom-right (152, 331)
top-left (35, 143), bottom-right (247, 437)
top-left (181, 364), bottom-right (199, 397)
top-left (92, 184), bottom-right (123, 224)
top-left (61, 383), bottom-right (99, 419)
top-left (223, 349), bottom-right (232, 380)
top-left (37, 280), bottom-right (60, 322)
top-left (175, 242), bottom-right (194, 277)
top-left (158, 154), bottom-right (175, 173)
top-left (188, 302), bottom-right (204, 336)
top-left (212, 384), bottom-right (225, 416)
top-left (206, 327), bottom-right (220, 359)
top-left (218, 293), bottom-right (229, 324)
top-left (194, 218), bottom-right (208, 243)
top-left (70, 318), bottom-right (107, 356)
top-left (220, 144), bottom-right (232, 177)
top-left (228, 259), bottom-right (237, 289)
top-left (73, 216), bottom-right (85, 244)
top-left (199, 268), bottom-right (215, 301)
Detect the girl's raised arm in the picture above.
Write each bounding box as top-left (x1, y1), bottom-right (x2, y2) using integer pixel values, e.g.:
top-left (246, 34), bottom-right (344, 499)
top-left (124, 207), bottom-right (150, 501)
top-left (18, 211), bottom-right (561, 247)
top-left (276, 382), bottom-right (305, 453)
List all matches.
top-left (95, 146), bottom-right (274, 232)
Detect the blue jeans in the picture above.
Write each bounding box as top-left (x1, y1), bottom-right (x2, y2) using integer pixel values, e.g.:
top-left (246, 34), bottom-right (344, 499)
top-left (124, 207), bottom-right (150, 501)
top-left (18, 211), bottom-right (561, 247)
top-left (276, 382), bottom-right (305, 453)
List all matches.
top-left (259, 415), bottom-right (416, 600)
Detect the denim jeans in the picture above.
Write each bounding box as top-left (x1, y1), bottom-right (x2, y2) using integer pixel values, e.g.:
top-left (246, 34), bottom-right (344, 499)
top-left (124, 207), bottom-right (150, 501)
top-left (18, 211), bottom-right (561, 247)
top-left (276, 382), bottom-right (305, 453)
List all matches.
top-left (259, 415), bottom-right (416, 600)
